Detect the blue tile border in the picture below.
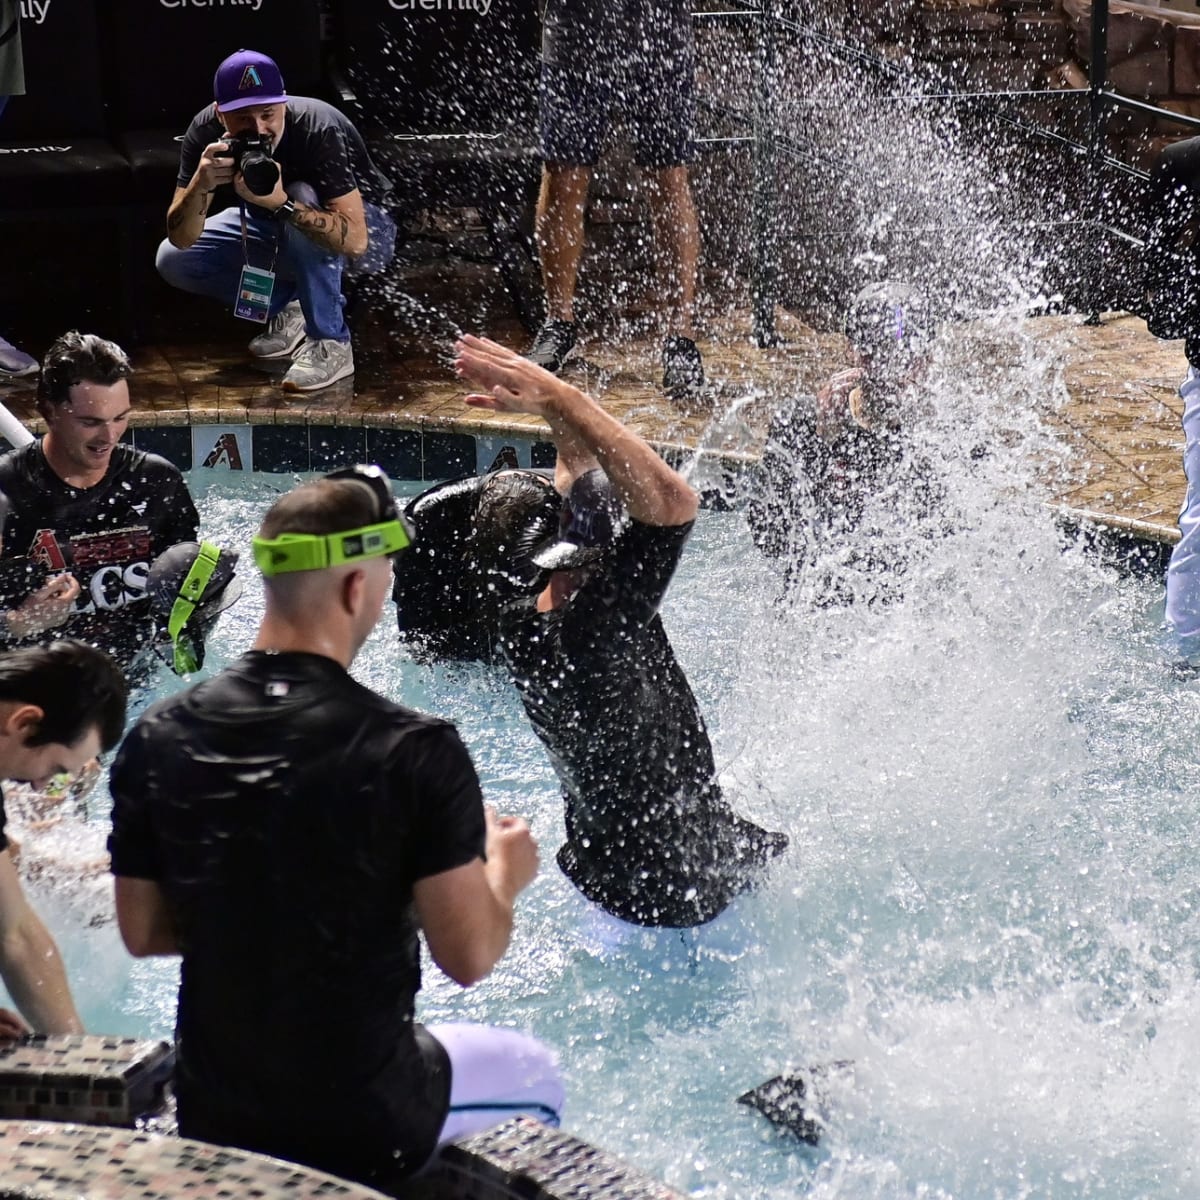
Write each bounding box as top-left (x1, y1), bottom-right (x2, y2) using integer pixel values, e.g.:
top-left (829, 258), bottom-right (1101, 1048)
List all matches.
top-left (251, 425), bottom-right (309, 474)
top-left (170, 421), bottom-right (754, 516)
top-left (309, 426), bottom-right (366, 471)
top-left (366, 427), bottom-right (422, 479)
top-left (132, 426), bottom-right (193, 470)
top-left (423, 430), bottom-right (475, 480)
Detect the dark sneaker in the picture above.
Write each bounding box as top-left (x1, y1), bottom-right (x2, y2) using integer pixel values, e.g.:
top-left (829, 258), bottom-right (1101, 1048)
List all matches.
top-left (663, 334), bottom-right (706, 403)
top-left (527, 319), bottom-right (578, 374)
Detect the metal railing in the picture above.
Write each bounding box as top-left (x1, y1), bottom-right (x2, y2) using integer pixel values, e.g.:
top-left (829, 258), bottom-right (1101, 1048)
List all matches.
top-left (707, 0), bottom-right (1200, 343)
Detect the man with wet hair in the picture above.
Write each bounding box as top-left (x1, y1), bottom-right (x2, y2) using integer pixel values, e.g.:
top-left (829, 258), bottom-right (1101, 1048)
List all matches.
top-left (0, 640), bottom-right (127, 1041)
top-left (746, 281), bottom-right (944, 604)
top-left (109, 467), bottom-right (563, 1190)
top-left (528, 0), bottom-right (707, 404)
top-left (392, 468), bottom-right (561, 663)
top-left (0, 332), bottom-right (200, 676)
top-left (454, 335), bottom-right (788, 930)
top-left (157, 49), bottom-right (395, 393)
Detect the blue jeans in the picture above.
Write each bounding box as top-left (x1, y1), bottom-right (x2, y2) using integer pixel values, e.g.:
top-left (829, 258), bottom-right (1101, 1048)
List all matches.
top-left (155, 182), bottom-right (396, 343)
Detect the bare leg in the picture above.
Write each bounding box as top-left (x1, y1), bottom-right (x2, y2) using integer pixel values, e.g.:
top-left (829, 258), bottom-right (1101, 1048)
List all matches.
top-left (645, 166), bottom-right (700, 339)
top-left (536, 164), bottom-right (593, 323)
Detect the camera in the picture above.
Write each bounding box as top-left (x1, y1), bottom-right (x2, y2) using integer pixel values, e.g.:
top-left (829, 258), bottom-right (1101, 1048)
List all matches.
top-left (223, 134), bottom-right (280, 197)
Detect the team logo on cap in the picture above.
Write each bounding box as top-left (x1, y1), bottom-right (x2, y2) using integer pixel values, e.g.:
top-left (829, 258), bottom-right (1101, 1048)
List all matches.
top-left (239, 65), bottom-right (263, 91)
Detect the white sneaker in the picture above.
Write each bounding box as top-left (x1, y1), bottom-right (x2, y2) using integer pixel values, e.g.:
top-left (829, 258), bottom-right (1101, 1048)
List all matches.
top-left (0, 335), bottom-right (38, 378)
top-left (248, 301), bottom-right (305, 359)
top-left (281, 338), bottom-right (355, 393)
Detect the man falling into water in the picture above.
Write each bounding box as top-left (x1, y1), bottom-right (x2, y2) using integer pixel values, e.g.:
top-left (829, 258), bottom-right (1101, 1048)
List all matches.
top-left (449, 335), bottom-right (788, 929)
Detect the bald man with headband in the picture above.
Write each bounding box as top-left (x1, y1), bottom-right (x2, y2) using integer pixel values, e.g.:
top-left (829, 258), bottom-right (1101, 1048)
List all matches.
top-left (108, 466), bottom-right (563, 1190)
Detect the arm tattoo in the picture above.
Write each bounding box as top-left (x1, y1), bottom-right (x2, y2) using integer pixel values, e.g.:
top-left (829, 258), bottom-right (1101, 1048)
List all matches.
top-left (293, 203), bottom-right (354, 251)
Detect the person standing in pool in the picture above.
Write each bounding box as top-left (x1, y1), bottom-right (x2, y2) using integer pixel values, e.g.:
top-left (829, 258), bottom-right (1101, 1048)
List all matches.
top-left (453, 335), bottom-right (788, 929)
top-left (108, 467), bottom-right (563, 1191)
top-left (0, 331), bottom-right (200, 677)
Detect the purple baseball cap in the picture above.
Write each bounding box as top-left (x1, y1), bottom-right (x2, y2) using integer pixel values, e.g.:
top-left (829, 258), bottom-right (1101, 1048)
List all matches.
top-left (214, 49), bottom-right (288, 113)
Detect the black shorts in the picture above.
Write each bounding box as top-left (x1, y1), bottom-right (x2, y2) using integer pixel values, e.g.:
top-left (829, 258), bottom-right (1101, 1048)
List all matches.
top-left (540, 0), bottom-right (695, 169)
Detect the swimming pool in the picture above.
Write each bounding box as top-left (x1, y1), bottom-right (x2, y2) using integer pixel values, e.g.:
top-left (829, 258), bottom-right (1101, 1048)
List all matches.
top-left (15, 450), bottom-right (1198, 1199)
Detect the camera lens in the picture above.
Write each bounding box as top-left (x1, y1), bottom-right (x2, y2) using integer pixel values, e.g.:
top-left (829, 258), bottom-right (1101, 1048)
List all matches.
top-left (229, 136), bottom-right (280, 197)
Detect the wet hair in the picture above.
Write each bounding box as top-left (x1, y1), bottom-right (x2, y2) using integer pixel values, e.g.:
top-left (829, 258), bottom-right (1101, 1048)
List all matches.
top-left (0, 640), bottom-right (127, 751)
top-left (258, 478), bottom-right (379, 543)
top-left (467, 470), bottom-right (560, 588)
top-left (37, 331), bottom-right (133, 415)
top-left (393, 470), bottom-right (559, 663)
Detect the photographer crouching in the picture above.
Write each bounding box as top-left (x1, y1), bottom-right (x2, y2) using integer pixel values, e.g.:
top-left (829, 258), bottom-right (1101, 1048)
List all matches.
top-left (156, 50), bottom-right (395, 393)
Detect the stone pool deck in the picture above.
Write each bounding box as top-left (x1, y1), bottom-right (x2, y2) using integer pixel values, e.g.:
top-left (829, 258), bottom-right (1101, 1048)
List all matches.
top-left (0, 308), bottom-right (1187, 548)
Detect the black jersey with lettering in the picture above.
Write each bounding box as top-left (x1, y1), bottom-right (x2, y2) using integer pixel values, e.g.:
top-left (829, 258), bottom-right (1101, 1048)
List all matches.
top-left (108, 651), bottom-right (487, 1188)
top-left (0, 441), bottom-right (199, 667)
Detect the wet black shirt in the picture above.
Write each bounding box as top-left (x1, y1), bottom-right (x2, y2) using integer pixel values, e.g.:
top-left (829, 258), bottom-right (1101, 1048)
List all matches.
top-left (108, 651), bottom-right (486, 1186)
top-left (178, 96), bottom-right (393, 212)
top-left (0, 442), bottom-right (198, 668)
top-left (500, 520), bottom-right (771, 927)
top-left (747, 397), bottom-right (944, 604)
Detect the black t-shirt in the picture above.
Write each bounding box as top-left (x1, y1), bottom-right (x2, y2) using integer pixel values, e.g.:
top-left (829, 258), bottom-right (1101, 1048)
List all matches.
top-left (108, 651), bottom-right (486, 1186)
top-left (0, 442), bottom-right (199, 668)
top-left (0, 786), bottom-right (8, 854)
top-left (177, 96), bottom-right (392, 213)
top-left (500, 520), bottom-right (772, 927)
top-left (747, 397), bottom-right (944, 604)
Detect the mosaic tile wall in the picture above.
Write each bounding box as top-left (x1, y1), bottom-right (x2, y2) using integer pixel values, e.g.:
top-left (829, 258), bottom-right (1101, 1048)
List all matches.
top-left (0, 1117), bottom-right (687, 1200)
top-left (126, 423), bottom-right (558, 481)
top-left (0, 1035), bottom-right (173, 1128)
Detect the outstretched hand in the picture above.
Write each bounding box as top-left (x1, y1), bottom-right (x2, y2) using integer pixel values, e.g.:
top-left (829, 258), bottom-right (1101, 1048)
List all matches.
top-left (455, 335), bottom-right (567, 418)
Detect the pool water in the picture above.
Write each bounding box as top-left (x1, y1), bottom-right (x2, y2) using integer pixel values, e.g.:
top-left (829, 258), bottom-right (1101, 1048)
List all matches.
top-left (14, 446), bottom-right (1200, 1199)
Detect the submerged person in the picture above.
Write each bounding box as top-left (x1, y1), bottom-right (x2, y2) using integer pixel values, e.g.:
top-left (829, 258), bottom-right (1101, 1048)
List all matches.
top-left (109, 466), bottom-right (563, 1191)
top-left (452, 335), bottom-right (788, 929)
top-left (746, 282), bottom-right (945, 605)
top-left (0, 332), bottom-right (201, 678)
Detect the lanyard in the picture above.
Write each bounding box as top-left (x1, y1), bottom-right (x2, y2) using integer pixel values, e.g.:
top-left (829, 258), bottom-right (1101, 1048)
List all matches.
top-left (239, 202), bottom-right (280, 273)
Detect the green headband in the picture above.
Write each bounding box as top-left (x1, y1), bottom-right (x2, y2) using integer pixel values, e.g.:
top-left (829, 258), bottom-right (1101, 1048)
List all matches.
top-left (252, 518), bottom-right (411, 578)
top-left (168, 541), bottom-right (222, 675)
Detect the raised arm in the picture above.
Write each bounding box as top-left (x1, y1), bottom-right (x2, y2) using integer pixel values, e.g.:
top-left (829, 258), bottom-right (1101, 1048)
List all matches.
top-left (455, 335), bottom-right (698, 526)
top-left (167, 139), bottom-right (236, 249)
top-left (0, 849), bottom-right (83, 1033)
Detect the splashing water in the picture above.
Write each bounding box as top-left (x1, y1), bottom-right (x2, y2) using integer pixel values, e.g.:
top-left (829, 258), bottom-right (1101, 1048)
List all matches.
top-left (12, 43), bottom-right (1197, 1199)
